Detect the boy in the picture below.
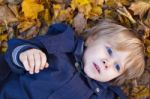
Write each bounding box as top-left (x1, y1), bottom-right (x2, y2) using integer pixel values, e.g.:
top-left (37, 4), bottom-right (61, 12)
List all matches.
top-left (0, 20), bottom-right (145, 99)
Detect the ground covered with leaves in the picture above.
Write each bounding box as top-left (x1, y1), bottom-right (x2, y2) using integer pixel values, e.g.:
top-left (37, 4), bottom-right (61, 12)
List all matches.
top-left (0, 0), bottom-right (150, 98)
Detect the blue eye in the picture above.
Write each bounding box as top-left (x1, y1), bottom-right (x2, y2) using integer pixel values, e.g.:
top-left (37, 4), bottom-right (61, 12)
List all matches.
top-left (115, 64), bottom-right (120, 71)
top-left (106, 47), bottom-right (112, 55)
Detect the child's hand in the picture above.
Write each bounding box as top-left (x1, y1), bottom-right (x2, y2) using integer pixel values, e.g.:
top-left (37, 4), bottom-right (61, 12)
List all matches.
top-left (19, 49), bottom-right (49, 74)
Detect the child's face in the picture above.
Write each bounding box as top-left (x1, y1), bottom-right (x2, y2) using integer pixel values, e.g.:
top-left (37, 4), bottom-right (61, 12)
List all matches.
top-left (83, 36), bottom-right (130, 82)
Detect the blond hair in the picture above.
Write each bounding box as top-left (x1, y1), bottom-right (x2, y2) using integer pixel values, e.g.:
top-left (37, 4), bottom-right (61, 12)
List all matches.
top-left (83, 19), bottom-right (145, 85)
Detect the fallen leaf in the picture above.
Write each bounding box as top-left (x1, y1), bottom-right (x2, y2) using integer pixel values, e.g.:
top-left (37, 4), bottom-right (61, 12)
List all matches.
top-left (53, 4), bottom-right (62, 19)
top-left (91, 0), bottom-right (104, 6)
top-left (17, 20), bottom-right (36, 32)
top-left (89, 6), bottom-right (102, 19)
top-left (0, 0), bottom-right (5, 4)
top-left (0, 34), bottom-right (8, 41)
top-left (22, 0), bottom-right (44, 19)
top-left (43, 9), bottom-right (52, 25)
top-left (105, 0), bottom-right (117, 8)
top-left (8, 4), bottom-right (20, 18)
top-left (0, 26), bottom-right (6, 34)
top-left (7, 0), bottom-right (22, 4)
top-left (117, 5), bottom-right (136, 24)
top-left (25, 26), bottom-right (39, 39)
top-left (73, 13), bottom-right (87, 34)
top-left (129, 1), bottom-right (150, 18)
top-left (0, 5), bottom-right (18, 24)
top-left (58, 8), bottom-right (73, 22)
top-left (78, 4), bottom-right (92, 19)
top-left (132, 85), bottom-right (150, 98)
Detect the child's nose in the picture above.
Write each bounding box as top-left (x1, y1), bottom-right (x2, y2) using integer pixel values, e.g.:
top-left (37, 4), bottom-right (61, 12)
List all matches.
top-left (102, 59), bottom-right (115, 69)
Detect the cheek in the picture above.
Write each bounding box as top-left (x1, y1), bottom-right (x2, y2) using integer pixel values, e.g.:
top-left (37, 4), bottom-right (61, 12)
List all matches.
top-left (100, 70), bottom-right (120, 82)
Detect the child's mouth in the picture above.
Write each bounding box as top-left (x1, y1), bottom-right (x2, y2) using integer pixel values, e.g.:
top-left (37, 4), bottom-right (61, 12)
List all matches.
top-left (93, 62), bottom-right (100, 73)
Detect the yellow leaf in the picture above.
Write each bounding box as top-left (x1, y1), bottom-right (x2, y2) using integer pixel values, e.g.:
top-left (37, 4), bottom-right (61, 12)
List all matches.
top-left (89, 6), bottom-right (102, 18)
top-left (104, 9), bottom-right (114, 19)
top-left (90, 0), bottom-right (104, 6)
top-left (0, 34), bottom-right (8, 41)
top-left (105, 0), bottom-right (117, 8)
top-left (58, 8), bottom-right (73, 22)
top-left (129, 1), bottom-right (150, 18)
top-left (0, 26), bottom-right (6, 34)
top-left (44, 9), bottom-right (51, 25)
top-left (71, 0), bottom-right (91, 10)
top-left (53, 4), bottom-right (62, 19)
top-left (132, 86), bottom-right (150, 98)
top-left (79, 4), bottom-right (92, 19)
top-left (22, 0), bottom-right (44, 19)
top-left (17, 21), bottom-right (36, 32)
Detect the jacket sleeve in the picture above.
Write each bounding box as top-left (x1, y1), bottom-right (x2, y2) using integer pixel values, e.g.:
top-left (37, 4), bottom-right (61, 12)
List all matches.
top-left (4, 23), bottom-right (75, 74)
top-left (0, 54), bottom-right (11, 83)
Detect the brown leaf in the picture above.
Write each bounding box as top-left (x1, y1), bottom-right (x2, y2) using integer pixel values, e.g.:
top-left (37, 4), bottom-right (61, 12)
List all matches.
top-left (129, 1), bottom-right (150, 18)
top-left (17, 21), bottom-right (36, 32)
top-left (117, 5), bottom-right (136, 24)
top-left (25, 26), bottom-right (39, 39)
top-left (8, 4), bottom-right (20, 18)
top-left (0, 0), bottom-right (5, 4)
top-left (91, 0), bottom-right (104, 6)
top-left (7, 0), bottom-right (22, 4)
top-left (0, 5), bottom-right (18, 24)
top-left (73, 13), bottom-right (87, 34)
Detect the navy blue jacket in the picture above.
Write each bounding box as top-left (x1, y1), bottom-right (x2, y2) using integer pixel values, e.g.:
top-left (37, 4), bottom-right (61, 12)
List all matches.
top-left (0, 23), bottom-right (126, 99)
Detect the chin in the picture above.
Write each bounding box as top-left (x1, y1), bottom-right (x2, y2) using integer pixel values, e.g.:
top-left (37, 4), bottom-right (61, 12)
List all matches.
top-left (84, 67), bottom-right (99, 81)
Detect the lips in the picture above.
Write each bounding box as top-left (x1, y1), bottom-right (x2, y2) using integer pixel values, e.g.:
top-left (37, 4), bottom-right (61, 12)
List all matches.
top-left (93, 62), bottom-right (100, 73)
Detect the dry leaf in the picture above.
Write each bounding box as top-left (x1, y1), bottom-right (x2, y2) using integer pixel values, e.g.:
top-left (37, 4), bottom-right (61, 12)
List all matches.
top-left (0, 26), bottom-right (6, 34)
top-left (132, 86), bottom-right (150, 98)
top-left (17, 21), bottom-right (36, 32)
top-left (8, 4), bottom-right (19, 18)
top-left (0, 34), bottom-right (8, 41)
top-left (58, 8), bottom-right (73, 22)
top-left (105, 0), bottom-right (117, 8)
top-left (53, 4), bottom-right (62, 19)
top-left (129, 1), bottom-right (150, 18)
top-left (73, 13), bottom-right (87, 34)
top-left (0, 5), bottom-right (18, 24)
top-left (43, 9), bottom-right (52, 25)
top-left (26, 26), bottom-right (39, 39)
top-left (117, 5), bottom-right (136, 24)
top-left (71, 0), bottom-right (90, 10)
top-left (89, 6), bottom-right (102, 19)
top-left (7, 0), bottom-right (22, 4)
top-left (22, 0), bottom-right (44, 19)
top-left (91, 0), bottom-right (104, 6)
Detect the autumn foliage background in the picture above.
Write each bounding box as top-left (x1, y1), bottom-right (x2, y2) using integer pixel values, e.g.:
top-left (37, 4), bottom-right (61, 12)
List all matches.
top-left (0, 0), bottom-right (150, 98)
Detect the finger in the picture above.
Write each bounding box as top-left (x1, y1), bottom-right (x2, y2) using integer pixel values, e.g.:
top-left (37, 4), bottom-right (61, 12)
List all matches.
top-left (34, 52), bottom-right (41, 73)
top-left (39, 51), bottom-right (47, 70)
top-left (19, 53), bottom-right (30, 71)
top-left (45, 62), bottom-right (49, 68)
top-left (27, 52), bottom-right (35, 74)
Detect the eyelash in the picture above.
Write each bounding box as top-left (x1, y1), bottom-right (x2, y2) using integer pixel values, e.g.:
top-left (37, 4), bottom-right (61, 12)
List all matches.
top-left (106, 47), bottom-right (120, 71)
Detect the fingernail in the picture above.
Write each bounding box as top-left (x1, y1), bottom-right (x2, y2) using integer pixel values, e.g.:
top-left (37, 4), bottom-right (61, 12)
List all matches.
top-left (35, 70), bottom-right (39, 73)
top-left (30, 72), bottom-right (33, 74)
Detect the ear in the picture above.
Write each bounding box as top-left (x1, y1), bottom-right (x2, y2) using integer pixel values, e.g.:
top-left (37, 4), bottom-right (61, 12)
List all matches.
top-left (85, 36), bottom-right (94, 46)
